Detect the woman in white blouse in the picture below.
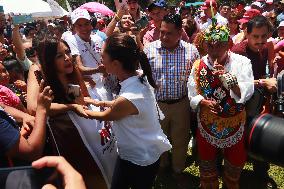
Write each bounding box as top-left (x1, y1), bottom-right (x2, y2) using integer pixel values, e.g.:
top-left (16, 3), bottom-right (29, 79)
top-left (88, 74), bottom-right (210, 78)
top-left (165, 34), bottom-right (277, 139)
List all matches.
top-left (85, 33), bottom-right (172, 189)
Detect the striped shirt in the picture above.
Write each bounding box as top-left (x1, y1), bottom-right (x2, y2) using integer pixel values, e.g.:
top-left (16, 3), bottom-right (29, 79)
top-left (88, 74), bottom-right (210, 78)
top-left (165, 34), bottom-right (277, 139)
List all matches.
top-left (144, 40), bottom-right (199, 101)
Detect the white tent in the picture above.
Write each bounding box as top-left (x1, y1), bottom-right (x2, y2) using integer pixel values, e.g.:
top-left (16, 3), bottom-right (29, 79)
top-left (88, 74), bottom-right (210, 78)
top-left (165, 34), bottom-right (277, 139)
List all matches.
top-left (0, 0), bottom-right (68, 18)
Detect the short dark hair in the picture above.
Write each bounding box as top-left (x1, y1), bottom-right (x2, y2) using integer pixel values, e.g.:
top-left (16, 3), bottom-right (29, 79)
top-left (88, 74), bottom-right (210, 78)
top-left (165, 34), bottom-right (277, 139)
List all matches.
top-left (91, 17), bottom-right (97, 28)
top-left (220, 2), bottom-right (231, 8)
top-left (162, 13), bottom-right (182, 30)
top-left (247, 15), bottom-right (273, 34)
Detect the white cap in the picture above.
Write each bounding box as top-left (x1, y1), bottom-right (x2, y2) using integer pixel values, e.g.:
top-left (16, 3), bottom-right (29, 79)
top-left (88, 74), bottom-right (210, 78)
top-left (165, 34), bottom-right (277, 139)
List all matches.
top-left (251, 1), bottom-right (263, 8)
top-left (244, 6), bottom-right (251, 11)
top-left (48, 23), bottom-right (55, 27)
top-left (266, 0), bottom-right (273, 4)
top-left (71, 9), bottom-right (91, 24)
top-left (278, 21), bottom-right (284, 28)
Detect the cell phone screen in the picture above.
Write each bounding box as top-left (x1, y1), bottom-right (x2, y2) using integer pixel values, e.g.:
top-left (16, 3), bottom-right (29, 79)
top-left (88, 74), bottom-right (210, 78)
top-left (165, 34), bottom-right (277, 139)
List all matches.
top-left (0, 166), bottom-right (59, 188)
top-left (34, 70), bottom-right (44, 86)
top-left (114, 0), bottom-right (127, 10)
top-left (134, 16), bottom-right (149, 30)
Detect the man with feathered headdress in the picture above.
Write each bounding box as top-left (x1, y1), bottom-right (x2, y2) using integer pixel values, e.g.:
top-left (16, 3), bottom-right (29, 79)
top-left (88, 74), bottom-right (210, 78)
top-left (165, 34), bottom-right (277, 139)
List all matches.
top-left (187, 17), bottom-right (254, 188)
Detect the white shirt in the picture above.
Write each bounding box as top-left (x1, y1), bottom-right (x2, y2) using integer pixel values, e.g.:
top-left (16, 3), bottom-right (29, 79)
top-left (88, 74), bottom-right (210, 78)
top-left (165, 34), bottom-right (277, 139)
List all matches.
top-left (200, 13), bottom-right (228, 30)
top-left (61, 30), bottom-right (73, 42)
top-left (187, 52), bottom-right (254, 110)
top-left (67, 34), bottom-right (103, 68)
top-left (187, 52), bottom-right (254, 148)
top-left (113, 76), bottom-right (172, 166)
top-left (66, 33), bottom-right (112, 100)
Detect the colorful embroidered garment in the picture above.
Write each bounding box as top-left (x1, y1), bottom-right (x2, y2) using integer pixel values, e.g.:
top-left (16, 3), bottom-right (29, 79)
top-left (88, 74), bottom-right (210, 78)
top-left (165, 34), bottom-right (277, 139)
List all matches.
top-left (194, 59), bottom-right (246, 148)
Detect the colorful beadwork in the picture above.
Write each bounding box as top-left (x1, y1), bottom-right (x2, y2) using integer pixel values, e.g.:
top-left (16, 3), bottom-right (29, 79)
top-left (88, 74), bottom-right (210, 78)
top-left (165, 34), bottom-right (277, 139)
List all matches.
top-left (193, 60), bottom-right (246, 148)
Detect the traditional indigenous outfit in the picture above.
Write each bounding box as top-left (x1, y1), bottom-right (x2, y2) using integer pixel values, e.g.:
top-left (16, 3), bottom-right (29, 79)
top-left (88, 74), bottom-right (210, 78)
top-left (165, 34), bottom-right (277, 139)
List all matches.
top-left (188, 52), bottom-right (254, 187)
top-left (187, 19), bottom-right (254, 187)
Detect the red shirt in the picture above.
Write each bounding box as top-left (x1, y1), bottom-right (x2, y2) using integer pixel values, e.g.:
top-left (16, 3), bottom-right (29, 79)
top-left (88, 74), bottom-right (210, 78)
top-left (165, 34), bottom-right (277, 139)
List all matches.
top-left (231, 40), bottom-right (268, 80)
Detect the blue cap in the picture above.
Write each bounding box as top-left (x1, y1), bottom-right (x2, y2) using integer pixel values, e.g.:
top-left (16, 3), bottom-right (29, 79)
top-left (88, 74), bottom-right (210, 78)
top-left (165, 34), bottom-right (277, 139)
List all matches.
top-left (148, 0), bottom-right (167, 11)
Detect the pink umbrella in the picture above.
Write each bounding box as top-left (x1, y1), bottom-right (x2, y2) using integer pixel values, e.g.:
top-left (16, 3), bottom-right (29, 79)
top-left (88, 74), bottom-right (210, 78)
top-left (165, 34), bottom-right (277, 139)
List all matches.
top-left (79, 2), bottom-right (114, 16)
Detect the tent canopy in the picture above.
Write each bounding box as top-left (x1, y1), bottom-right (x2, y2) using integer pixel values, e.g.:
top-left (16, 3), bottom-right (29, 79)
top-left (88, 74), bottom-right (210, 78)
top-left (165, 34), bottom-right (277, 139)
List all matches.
top-left (0, 0), bottom-right (68, 18)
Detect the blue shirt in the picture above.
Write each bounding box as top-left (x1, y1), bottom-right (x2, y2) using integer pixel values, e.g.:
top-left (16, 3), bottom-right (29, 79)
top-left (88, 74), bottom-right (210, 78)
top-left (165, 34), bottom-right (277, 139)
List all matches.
top-left (0, 109), bottom-right (20, 155)
top-left (277, 12), bottom-right (284, 23)
top-left (92, 29), bottom-right (107, 41)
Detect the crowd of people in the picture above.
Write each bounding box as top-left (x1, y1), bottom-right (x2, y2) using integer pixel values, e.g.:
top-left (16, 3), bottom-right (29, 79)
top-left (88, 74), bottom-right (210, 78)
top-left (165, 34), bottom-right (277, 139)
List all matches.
top-left (0, 0), bottom-right (283, 188)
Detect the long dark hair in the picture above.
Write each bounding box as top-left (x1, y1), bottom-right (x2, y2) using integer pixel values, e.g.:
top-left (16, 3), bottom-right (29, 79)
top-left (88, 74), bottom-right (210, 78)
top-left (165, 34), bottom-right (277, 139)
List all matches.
top-left (104, 33), bottom-right (157, 88)
top-left (37, 35), bottom-right (88, 103)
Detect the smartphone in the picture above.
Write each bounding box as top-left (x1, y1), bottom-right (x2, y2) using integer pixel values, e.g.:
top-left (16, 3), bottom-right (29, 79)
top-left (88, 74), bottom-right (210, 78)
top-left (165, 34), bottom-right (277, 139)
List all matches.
top-left (114, 0), bottom-right (127, 10)
top-left (0, 166), bottom-right (57, 188)
top-left (0, 6), bottom-right (5, 28)
top-left (67, 84), bottom-right (81, 99)
top-left (134, 16), bottom-right (149, 31)
top-left (12, 14), bottom-right (33, 25)
top-left (34, 70), bottom-right (44, 86)
top-left (0, 6), bottom-right (4, 13)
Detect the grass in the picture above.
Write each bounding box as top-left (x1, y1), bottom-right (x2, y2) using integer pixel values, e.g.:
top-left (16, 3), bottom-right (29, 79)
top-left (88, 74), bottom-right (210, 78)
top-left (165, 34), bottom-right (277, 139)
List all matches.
top-left (153, 148), bottom-right (284, 189)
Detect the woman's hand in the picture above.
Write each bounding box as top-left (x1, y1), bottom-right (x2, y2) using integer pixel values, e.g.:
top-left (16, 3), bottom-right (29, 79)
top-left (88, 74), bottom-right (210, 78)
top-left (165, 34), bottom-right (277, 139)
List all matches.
top-left (21, 114), bottom-right (35, 138)
top-left (37, 80), bottom-right (54, 112)
top-left (117, 4), bottom-right (128, 19)
top-left (72, 104), bottom-right (89, 118)
top-left (14, 80), bottom-right (27, 92)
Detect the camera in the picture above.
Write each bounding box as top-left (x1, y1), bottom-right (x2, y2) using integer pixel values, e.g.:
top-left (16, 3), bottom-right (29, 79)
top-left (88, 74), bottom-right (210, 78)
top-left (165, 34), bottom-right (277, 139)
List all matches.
top-left (246, 70), bottom-right (284, 167)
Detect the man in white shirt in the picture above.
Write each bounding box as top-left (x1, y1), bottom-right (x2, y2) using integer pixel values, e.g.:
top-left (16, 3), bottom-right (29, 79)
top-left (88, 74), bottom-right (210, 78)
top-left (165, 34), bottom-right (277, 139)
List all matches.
top-left (67, 9), bottom-right (116, 100)
top-left (200, 0), bottom-right (228, 31)
top-left (68, 9), bottom-right (105, 76)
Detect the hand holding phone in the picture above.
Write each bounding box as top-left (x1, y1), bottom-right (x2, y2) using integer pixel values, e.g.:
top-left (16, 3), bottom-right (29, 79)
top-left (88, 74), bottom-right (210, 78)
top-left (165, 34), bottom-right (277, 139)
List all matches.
top-left (67, 84), bottom-right (81, 100)
top-left (0, 165), bottom-right (57, 188)
top-left (134, 16), bottom-right (149, 31)
top-left (32, 156), bottom-right (86, 189)
top-left (115, 0), bottom-right (127, 11)
top-left (34, 70), bottom-right (45, 86)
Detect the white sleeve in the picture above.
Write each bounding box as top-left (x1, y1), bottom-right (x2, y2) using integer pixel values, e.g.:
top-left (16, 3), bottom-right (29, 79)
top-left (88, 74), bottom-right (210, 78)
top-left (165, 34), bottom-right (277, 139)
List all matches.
top-left (65, 37), bottom-right (80, 55)
top-left (187, 65), bottom-right (204, 110)
top-left (230, 58), bottom-right (254, 104)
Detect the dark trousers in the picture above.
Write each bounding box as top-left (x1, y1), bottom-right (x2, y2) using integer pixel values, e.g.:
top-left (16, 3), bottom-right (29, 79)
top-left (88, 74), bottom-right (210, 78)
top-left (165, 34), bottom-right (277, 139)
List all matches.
top-left (110, 157), bottom-right (160, 189)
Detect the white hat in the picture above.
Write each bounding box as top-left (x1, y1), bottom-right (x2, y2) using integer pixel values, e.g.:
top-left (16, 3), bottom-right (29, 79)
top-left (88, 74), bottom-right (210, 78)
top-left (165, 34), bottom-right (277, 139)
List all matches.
top-left (251, 1), bottom-right (263, 8)
top-left (71, 9), bottom-right (91, 24)
top-left (266, 0), bottom-right (273, 4)
top-left (244, 6), bottom-right (251, 11)
top-left (48, 23), bottom-right (55, 27)
top-left (278, 21), bottom-right (284, 28)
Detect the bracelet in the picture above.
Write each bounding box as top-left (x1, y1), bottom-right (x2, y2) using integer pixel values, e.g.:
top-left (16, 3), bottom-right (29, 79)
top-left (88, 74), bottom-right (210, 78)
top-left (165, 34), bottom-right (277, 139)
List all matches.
top-left (114, 14), bottom-right (120, 22)
top-left (219, 72), bottom-right (238, 90)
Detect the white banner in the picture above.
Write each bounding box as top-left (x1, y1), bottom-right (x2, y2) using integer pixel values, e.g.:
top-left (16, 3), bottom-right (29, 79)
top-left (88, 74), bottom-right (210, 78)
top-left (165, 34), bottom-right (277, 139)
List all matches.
top-left (68, 88), bottom-right (117, 189)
